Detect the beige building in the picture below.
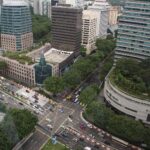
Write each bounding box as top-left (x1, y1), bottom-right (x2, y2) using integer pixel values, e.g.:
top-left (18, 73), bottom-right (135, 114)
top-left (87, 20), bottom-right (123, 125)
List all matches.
top-left (1, 33), bottom-right (33, 51)
top-left (108, 6), bottom-right (118, 26)
top-left (0, 56), bottom-right (35, 86)
top-left (82, 10), bottom-right (97, 55)
top-left (44, 48), bottom-right (74, 76)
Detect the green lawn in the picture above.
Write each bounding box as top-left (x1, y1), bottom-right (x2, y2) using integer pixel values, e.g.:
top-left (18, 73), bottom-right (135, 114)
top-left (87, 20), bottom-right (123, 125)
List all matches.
top-left (42, 140), bottom-right (69, 150)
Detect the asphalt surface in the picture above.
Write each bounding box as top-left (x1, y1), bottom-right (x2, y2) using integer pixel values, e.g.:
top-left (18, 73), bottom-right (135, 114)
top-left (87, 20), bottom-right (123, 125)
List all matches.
top-left (19, 129), bottom-right (49, 150)
top-left (0, 72), bottom-right (141, 150)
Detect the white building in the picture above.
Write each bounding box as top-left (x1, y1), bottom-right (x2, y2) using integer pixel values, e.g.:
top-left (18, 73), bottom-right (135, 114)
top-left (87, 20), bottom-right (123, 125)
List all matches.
top-left (104, 77), bottom-right (150, 125)
top-left (88, 0), bottom-right (110, 38)
top-left (108, 6), bottom-right (118, 26)
top-left (82, 10), bottom-right (97, 54)
top-left (33, 0), bottom-right (51, 18)
top-left (59, 0), bottom-right (84, 8)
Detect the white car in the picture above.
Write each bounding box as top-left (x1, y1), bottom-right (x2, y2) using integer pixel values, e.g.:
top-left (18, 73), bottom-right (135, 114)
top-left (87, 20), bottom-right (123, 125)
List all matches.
top-left (74, 98), bottom-right (78, 103)
top-left (46, 118), bottom-right (52, 123)
top-left (75, 94), bottom-right (79, 98)
top-left (47, 124), bottom-right (53, 129)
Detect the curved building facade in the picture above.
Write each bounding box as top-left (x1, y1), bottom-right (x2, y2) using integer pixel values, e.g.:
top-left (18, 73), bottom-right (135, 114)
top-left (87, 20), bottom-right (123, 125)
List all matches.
top-left (1, 0), bottom-right (33, 51)
top-left (104, 77), bottom-right (150, 124)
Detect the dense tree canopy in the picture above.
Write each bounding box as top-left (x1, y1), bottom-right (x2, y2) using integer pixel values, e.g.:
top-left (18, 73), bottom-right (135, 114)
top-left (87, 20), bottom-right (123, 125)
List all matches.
top-left (8, 109), bottom-right (38, 139)
top-left (32, 14), bottom-right (51, 43)
top-left (63, 69), bottom-right (81, 89)
top-left (0, 105), bottom-right (38, 150)
top-left (85, 101), bottom-right (150, 149)
top-left (79, 84), bottom-right (98, 106)
top-left (96, 38), bottom-right (116, 56)
top-left (112, 58), bottom-right (150, 99)
top-left (44, 76), bottom-right (64, 95)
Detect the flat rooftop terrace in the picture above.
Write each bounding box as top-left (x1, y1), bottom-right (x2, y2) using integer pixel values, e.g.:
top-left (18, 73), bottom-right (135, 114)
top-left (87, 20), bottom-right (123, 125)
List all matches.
top-left (44, 48), bottom-right (73, 64)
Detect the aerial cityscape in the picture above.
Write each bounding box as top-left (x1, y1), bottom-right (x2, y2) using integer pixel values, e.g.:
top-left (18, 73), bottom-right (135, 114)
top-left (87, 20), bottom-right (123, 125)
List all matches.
top-left (0, 0), bottom-right (149, 150)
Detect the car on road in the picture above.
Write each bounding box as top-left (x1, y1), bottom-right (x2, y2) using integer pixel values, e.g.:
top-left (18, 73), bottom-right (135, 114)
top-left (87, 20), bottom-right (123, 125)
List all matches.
top-left (104, 140), bottom-right (111, 145)
top-left (47, 124), bottom-right (53, 129)
top-left (46, 118), bottom-right (52, 123)
top-left (19, 102), bottom-right (23, 105)
top-left (59, 108), bottom-right (64, 113)
top-left (75, 94), bottom-right (79, 98)
top-left (73, 98), bottom-right (78, 103)
top-left (80, 123), bottom-right (86, 130)
top-left (61, 131), bottom-right (68, 138)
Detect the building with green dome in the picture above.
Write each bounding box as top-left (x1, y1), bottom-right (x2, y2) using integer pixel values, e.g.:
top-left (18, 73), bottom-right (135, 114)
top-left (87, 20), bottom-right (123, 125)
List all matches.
top-left (34, 53), bottom-right (52, 85)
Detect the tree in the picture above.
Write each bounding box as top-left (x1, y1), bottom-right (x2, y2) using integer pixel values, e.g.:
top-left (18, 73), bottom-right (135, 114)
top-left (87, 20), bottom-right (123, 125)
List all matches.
top-left (0, 103), bottom-right (6, 112)
top-left (80, 46), bottom-right (86, 56)
top-left (79, 85), bottom-right (97, 106)
top-left (96, 38), bottom-right (116, 56)
top-left (0, 61), bottom-right (7, 70)
top-left (63, 69), bottom-right (81, 89)
top-left (0, 113), bottom-right (19, 146)
top-left (8, 109), bottom-right (38, 139)
top-left (73, 58), bottom-right (95, 79)
top-left (44, 76), bottom-right (64, 95)
top-left (0, 128), bottom-right (11, 150)
top-left (32, 14), bottom-right (51, 43)
top-left (85, 101), bottom-right (150, 148)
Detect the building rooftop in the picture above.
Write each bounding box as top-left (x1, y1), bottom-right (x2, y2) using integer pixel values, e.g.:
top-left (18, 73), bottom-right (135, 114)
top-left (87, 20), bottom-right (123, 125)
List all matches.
top-left (3, 0), bottom-right (28, 6)
top-left (83, 10), bottom-right (98, 19)
top-left (44, 48), bottom-right (73, 65)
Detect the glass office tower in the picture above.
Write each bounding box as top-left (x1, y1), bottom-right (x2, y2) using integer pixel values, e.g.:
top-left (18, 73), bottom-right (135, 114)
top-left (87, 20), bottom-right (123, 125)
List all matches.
top-left (115, 0), bottom-right (150, 60)
top-left (1, 0), bottom-right (33, 51)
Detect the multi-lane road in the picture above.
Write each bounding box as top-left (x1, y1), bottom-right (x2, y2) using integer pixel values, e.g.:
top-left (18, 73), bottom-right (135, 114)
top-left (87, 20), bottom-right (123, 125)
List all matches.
top-left (0, 76), bottom-right (142, 150)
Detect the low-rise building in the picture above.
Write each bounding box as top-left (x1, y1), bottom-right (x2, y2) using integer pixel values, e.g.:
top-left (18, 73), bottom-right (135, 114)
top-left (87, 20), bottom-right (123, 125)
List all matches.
top-left (0, 56), bottom-right (35, 86)
top-left (0, 45), bottom-right (74, 86)
top-left (44, 48), bottom-right (74, 76)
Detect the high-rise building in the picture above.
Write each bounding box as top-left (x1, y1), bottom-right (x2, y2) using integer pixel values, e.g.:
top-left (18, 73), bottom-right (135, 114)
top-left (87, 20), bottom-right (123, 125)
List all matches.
top-left (115, 0), bottom-right (150, 60)
top-left (88, 0), bottom-right (110, 38)
top-left (82, 10), bottom-right (97, 54)
top-left (51, 0), bottom-right (58, 6)
top-left (51, 5), bottom-right (82, 54)
top-left (0, 0), bottom-right (3, 48)
top-left (1, 0), bottom-right (33, 51)
top-left (59, 0), bottom-right (84, 8)
top-left (33, 0), bottom-right (51, 18)
top-left (0, 0), bottom-right (3, 5)
top-left (108, 6), bottom-right (118, 26)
